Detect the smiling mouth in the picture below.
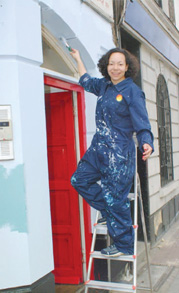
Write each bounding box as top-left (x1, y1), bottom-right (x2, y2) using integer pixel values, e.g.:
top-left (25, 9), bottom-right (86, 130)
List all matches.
top-left (111, 73), bottom-right (120, 77)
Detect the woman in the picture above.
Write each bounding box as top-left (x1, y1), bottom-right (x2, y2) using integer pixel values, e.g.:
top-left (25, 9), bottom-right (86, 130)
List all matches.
top-left (71, 48), bottom-right (154, 257)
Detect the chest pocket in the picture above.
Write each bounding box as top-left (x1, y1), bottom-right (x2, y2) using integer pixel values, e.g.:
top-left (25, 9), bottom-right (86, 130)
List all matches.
top-left (115, 95), bottom-right (129, 116)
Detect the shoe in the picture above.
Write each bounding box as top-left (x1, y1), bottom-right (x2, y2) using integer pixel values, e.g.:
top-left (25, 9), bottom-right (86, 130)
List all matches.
top-left (97, 217), bottom-right (107, 225)
top-left (101, 244), bottom-right (125, 257)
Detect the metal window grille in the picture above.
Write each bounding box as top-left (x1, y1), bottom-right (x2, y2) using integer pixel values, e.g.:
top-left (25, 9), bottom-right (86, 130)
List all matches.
top-left (156, 74), bottom-right (173, 187)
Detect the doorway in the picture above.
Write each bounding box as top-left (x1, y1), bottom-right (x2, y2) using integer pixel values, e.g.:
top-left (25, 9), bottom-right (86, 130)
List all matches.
top-left (121, 28), bottom-right (150, 240)
top-left (44, 75), bottom-right (91, 284)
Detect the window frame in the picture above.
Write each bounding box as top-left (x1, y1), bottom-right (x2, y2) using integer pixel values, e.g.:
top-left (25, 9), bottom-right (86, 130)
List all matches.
top-left (156, 74), bottom-right (174, 187)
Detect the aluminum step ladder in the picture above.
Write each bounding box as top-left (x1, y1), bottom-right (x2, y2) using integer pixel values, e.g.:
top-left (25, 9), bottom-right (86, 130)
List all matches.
top-left (84, 146), bottom-right (153, 293)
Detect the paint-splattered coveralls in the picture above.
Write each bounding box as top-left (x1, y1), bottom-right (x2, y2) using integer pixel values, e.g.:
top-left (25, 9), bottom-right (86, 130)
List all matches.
top-left (71, 73), bottom-right (154, 254)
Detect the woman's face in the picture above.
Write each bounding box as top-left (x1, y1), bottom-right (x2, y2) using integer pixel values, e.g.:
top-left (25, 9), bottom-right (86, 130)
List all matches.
top-left (107, 52), bottom-right (128, 84)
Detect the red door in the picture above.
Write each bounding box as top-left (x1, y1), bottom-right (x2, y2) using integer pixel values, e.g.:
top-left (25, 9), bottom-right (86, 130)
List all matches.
top-left (45, 91), bottom-right (83, 284)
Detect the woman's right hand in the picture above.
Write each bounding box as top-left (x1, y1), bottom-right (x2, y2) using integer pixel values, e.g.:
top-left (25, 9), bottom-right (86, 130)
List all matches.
top-left (70, 49), bottom-right (87, 77)
top-left (70, 49), bottom-right (81, 62)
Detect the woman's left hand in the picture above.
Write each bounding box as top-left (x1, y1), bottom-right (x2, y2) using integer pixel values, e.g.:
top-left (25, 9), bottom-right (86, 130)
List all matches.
top-left (142, 143), bottom-right (153, 161)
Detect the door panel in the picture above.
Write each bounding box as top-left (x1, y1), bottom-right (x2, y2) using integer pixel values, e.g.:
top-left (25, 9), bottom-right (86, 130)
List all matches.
top-left (45, 91), bottom-right (83, 284)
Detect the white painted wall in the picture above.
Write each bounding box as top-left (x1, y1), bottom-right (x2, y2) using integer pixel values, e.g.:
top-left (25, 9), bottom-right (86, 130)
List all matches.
top-left (19, 61), bottom-right (54, 283)
top-left (0, 0), bottom-right (115, 289)
top-left (2, 0), bottom-right (178, 289)
top-left (41, 0), bottom-right (114, 65)
top-left (41, 0), bottom-right (179, 229)
top-left (140, 45), bottom-right (179, 215)
top-left (0, 0), bottom-right (53, 289)
top-left (40, 0), bottom-right (115, 240)
top-left (40, 0), bottom-right (114, 147)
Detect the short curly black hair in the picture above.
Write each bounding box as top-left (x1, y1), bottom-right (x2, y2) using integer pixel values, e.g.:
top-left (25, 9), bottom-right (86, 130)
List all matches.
top-left (97, 48), bottom-right (140, 80)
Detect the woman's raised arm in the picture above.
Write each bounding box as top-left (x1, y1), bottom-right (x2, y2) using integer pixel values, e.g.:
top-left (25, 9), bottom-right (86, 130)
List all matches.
top-left (70, 49), bottom-right (87, 77)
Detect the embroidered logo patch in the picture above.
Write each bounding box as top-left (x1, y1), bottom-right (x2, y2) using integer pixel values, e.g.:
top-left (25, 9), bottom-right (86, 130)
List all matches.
top-left (116, 94), bottom-right (123, 102)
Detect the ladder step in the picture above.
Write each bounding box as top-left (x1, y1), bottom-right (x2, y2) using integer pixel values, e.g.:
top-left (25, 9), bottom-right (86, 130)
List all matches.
top-left (90, 250), bottom-right (135, 262)
top-left (85, 280), bottom-right (135, 292)
top-left (93, 224), bottom-right (108, 234)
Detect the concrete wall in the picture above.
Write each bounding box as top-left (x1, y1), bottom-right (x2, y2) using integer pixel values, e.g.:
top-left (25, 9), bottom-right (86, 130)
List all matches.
top-left (140, 44), bottom-right (179, 242)
top-left (141, 45), bottom-right (179, 214)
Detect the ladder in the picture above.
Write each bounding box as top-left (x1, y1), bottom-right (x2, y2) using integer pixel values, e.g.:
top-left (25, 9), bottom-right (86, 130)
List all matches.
top-left (84, 146), bottom-right (153, 293)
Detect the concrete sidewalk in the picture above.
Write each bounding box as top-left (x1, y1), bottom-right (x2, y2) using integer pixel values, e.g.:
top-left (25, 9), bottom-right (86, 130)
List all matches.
top-left (137, 217), bottom-right (179, 293)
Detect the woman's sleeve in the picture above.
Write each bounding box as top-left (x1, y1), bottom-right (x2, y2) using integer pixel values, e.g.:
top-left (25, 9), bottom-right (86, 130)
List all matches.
top-left (129, 89), bottom-right (154, 153)
top-left (79, 73), bottom-right (103, 96)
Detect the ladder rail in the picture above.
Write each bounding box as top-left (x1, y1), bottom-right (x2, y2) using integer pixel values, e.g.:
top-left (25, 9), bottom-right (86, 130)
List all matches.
top-left (138, 177), bottom-right (153, 292)
top-left (86, 211), bottom-right (100, 282)
top-left (133, 144), bottom-right (138, 292)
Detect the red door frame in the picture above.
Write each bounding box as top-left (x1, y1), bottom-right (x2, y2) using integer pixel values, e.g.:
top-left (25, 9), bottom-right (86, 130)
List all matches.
top-left (44, 75), bottom-right (92, 278)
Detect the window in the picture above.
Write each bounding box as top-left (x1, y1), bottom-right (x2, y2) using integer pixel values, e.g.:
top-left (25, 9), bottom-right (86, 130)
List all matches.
top-left (156, 74), bottom-right (173, 187)
top-left (121, 28), bottom-right (141, 87)
top-left (155, 0), bottom-right (162, 8)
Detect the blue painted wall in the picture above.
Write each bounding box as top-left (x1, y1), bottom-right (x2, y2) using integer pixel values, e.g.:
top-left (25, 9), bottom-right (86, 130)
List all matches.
top-left (0, 165), bottom-right (27, 233)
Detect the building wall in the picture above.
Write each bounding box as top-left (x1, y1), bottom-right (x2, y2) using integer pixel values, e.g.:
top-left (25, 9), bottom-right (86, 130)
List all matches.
top-left (41, 0), bottom-right (114, 147)
top-left (0, 0), bottom-right (54, 290)
top-left (0, 0), bottom-right (178, 290)
top-left (174, 0), bottom-right (179, 29)
top-left (41, 0), bottom-right (115, 227)
top-left (0, 0), bottom-right (115, 290)
top-left (140, 44), bottom-right (179, 243)
top-left (162, 0), bottom-right (170, 16)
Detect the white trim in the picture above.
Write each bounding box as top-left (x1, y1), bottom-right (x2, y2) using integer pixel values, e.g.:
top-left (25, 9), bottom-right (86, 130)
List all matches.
top-left (43, 67), bottom-right (79, 84)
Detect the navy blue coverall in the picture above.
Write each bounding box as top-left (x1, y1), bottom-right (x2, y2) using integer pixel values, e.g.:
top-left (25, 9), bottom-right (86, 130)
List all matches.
top-left (71, 73), bottom-right (154, 254)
